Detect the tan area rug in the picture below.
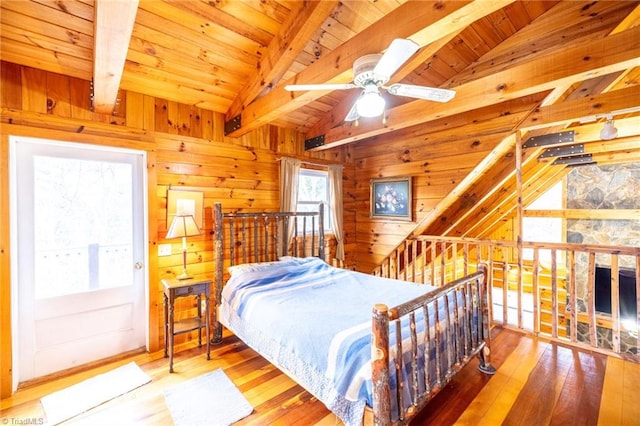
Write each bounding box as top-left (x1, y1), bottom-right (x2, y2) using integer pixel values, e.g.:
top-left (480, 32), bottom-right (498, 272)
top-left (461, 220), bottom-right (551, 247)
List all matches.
top-left (40, 361), bottom-right (151, 425)
top-left (163, 368), bottom-right (253, 426)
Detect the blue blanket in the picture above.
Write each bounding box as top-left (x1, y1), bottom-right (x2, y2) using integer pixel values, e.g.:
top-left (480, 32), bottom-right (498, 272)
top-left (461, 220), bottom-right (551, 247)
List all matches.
top-left (219, 257), bottom-right (440, 425)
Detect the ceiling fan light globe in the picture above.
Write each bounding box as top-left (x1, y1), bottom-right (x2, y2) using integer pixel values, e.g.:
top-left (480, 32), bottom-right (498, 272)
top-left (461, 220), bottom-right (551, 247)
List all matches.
top-left (356, 92), bottom-right (385, 117)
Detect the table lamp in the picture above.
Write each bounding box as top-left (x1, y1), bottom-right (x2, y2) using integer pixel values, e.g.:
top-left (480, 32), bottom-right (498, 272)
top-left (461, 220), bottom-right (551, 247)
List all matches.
top-left (166, 214), bottom-right (201, 280)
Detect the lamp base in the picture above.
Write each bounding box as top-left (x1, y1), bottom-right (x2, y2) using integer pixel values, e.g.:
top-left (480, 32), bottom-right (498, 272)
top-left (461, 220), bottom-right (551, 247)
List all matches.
top-left (176, 271), bottom-right (192, 280)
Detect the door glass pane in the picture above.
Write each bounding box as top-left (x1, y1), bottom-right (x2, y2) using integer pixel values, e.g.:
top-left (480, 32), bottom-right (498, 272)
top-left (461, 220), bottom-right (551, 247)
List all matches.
top-left (33, 155), bottom-right (134, 299)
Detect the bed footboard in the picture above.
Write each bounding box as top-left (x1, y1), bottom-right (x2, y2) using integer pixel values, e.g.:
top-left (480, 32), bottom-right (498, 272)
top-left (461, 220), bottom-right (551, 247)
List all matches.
top-left (371, 265), bottom-right (494, 425)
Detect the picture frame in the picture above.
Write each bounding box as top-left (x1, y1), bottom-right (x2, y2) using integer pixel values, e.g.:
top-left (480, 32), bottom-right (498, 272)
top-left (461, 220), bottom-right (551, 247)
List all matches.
top-left (370, 177), bottom-right (412, 221)
top-left (167, 189), bottom-right (204, 229)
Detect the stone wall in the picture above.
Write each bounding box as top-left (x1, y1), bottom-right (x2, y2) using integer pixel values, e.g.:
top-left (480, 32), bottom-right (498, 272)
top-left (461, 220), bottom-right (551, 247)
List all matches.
top-left (566, 163), bottom-right (640, 355)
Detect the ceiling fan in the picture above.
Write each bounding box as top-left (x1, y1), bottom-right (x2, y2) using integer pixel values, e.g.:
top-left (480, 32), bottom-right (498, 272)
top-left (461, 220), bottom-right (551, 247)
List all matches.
top-left (284, 38), bottom-right (456, 122)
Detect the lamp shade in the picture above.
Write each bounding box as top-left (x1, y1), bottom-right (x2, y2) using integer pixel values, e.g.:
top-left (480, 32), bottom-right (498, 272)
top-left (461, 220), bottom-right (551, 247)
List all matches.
top-left (166, 215), bottom-right (201, 239)
top-left (599, 116), bottom-right (618, 141)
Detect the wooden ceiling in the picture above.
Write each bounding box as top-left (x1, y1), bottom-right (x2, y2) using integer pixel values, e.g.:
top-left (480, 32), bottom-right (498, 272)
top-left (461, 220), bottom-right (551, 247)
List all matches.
top-left (2, 1), bottom-right (640, 247)
top-left (2, 1), bottom-right (639, 146)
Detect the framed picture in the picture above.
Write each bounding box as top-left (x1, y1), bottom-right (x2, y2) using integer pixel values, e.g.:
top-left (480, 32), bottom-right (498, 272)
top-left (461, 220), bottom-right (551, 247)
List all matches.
top-left (370, 177), bottom-right (412, 221)
top-left (167, 189), bottom-right (204, 229)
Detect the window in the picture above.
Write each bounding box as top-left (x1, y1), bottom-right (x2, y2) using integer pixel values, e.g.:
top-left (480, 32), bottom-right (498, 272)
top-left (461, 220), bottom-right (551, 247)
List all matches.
top-left (297, 168), bottom-right (331, 232)
top-left (522, 181), bottom-right (563, 262)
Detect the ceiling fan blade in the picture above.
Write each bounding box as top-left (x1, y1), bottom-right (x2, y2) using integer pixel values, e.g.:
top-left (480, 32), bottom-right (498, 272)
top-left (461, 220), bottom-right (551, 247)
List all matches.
top-left (373, 38), bottom-right (419, 79)
top-left (386, 83), bottom-right (456, 102)
top-left (344, 102), bottom-right (359, 122)
top-left (285, 83), bottom-right (356, 91)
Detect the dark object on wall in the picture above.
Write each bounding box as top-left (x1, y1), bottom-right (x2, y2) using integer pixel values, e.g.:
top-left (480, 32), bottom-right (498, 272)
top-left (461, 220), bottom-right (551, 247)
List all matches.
top-left (370, 176), bottom-right (412, 221)
top-left (594, 266), bottom-right (637, 319)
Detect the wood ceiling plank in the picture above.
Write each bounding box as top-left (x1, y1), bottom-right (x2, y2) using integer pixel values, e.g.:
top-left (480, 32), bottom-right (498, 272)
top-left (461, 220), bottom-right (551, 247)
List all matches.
top-left (457, 1), bottom-right (637, 85)
top-left (203, 0), bottom-right (284, 35)
top-left (314, 8), bottom-right (359, 42)
top-left (30, 0), bottom-right (94, 21)
top-left (1, 40), bottom-right (91, 79)
top-left (226, 1), bottom-right (338, 119)
top-left (125, 42), bottom-right (249, 91)
top-left (0, 6), bottom-right (92, 48)
top-left (502, 1), bottom-right (539, 29)
top-left (339, 0), bottom-right (394, 27)
top-left (165, 0), bottom-right (276, 46)
top-left (315, 26), bottom-right (640, 150)
top-left (122, 59), bottom-right (238, 101)
top-left (135, 4), bottom-right (257, 67)
top-left (93, 0), bottom-right (139, 114)
top-left (1, 0), bottom-right (93, 35)
top-left (242, 0), bottom-right (292, 24)
top-left (128, 26), bottom-right (253, 78)
top-left (119, 73), bottom-right (232, 113)
top-left (520, 0), bottom-right (561, 21)
top-left (1, 23), bottom-right (93, 59)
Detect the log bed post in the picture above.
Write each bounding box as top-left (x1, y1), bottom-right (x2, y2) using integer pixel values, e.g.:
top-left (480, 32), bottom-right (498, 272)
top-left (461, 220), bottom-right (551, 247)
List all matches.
top-left (372, 303), bottom-right (392, 426)
top-left (212, 202), bottom-right (224, 344)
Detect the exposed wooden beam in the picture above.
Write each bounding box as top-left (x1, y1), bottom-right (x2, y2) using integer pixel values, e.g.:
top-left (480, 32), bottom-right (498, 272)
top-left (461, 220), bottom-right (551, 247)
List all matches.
top-left (224, 0), bottom-right (517, 137)
top-left (313, 26), bottom-right (640, 150)
top-left (225, 1), bottom-right (338, 120)
top-left (525, 209), bottom-right (640, 220)
top-left (92, 0), bottom-right (139, 114)
top-left (518, 85), bottom-right (640, 131)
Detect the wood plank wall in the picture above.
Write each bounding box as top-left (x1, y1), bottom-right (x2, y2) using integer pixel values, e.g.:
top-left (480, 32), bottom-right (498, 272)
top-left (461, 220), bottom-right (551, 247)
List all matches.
top-left (0, 61), bottom-right (355, 398)
top-left (350, 94), bottom-right (547, 273)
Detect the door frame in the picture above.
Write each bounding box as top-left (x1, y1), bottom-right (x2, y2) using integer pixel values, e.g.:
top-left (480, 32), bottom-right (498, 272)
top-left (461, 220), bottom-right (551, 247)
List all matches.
top-left (9, 135), bottom-right (150, 391)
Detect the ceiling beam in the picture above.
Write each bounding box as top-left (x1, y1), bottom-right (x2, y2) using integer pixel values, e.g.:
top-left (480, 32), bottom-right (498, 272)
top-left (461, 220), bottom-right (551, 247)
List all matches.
top-left (92, 0), bottom-right (139, 114)
top-left (224, 0), bottom-right (516, 137)
top-left (312, 26), bottom-right (640, 150)
top-left (225, 1), bottom-right (338, 120)
top-left (518, 85), bottom-right (640, 131)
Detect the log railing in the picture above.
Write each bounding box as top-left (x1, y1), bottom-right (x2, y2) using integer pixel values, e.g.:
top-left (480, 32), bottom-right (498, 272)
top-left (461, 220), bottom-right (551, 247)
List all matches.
top-left (372, 236), bottom-right (640, 359)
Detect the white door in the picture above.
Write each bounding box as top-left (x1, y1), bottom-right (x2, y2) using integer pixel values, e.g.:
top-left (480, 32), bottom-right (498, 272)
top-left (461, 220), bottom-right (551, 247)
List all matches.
top-left (11, 136), bottom-right (148, 386)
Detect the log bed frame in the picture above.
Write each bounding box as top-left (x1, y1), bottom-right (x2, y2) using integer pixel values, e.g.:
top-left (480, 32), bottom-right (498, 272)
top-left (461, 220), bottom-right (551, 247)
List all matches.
top-left (211, 203), bottom-right (495, 425)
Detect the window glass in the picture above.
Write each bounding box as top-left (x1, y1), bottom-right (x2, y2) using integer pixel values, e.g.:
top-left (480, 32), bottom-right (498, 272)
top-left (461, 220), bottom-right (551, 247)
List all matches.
top-left (297, 169), bottom-right (331, 231)
top-left (523, 181), bottom-right (563, 262)
top-left (34, 155), bottom-right (134, 298)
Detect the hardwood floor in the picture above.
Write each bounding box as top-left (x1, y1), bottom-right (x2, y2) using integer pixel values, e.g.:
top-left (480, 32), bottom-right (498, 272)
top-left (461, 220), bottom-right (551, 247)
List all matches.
top-left (1, 327), bottom-right (638, 425)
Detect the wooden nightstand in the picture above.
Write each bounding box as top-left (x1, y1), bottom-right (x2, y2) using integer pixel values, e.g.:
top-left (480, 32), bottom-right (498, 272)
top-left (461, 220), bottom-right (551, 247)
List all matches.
top-left (162, 277), bottom-right (211, 373)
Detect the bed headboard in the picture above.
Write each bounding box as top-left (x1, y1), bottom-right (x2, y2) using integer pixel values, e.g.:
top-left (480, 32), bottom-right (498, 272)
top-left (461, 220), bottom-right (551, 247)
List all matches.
top-left (212, 202), bottom-right (325, 342)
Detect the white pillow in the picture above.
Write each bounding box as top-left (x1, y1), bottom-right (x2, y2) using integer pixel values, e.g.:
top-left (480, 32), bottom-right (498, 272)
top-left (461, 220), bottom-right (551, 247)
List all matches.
top-left (227, 260), bottom-right (290, 275)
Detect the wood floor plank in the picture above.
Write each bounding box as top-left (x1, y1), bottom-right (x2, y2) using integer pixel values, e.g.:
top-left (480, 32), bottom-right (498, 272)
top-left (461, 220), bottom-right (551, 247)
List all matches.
top-left (550, 349), bottom-right (606, 425)
top-left (502, 345), bottom-right (575, 425)
top-left (621, 359), bottom-right (640, 425)
top-left (598, 356), bottom-right (623, 425)
top-left (456, 334), bottom-right (548, 425)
